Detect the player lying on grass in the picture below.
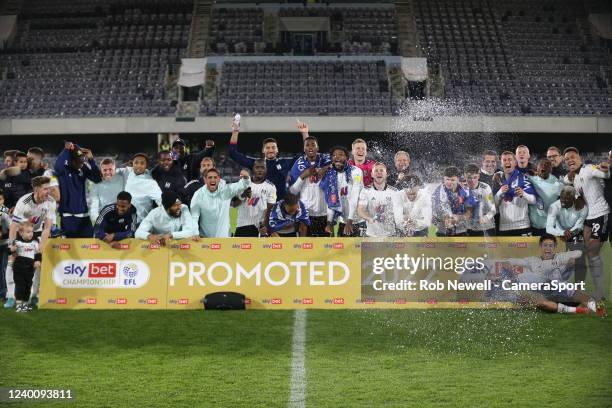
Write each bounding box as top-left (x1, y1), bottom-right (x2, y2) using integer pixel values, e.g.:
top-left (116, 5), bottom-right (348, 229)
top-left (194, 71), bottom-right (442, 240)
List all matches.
top-left (495, 234), bottom-right (606, 316)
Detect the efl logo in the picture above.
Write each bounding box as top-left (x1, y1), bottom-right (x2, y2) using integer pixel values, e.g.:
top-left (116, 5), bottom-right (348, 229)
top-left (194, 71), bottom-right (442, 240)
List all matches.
top-left (394, 298), bottom-right (407, 305)
top-left (149, 244), bottom-right (160, 250)
top-left (210, 243), bottom-right (221, 250)
top-left (364, 299), bottom-right (376, 305)
top-left (333, 298), bottom-right (344, 305)
top-left (271, 243), bottom-right (282, 249)
top-left (88, 263), bottom-right (116, 278)
top-left (332, 243), bottom-right (344, 249)
top-left (302, 298), bottom-right (313, 305)
top-left (178, 298), bottom-right (189, 305)
top-left (146, 298), bottom-right (158, 305)
top-left (302, 243), bottom-right (313, 249)
top-left (86, 298), bottom-right (97, 305)
top-left (426, 298), bottom-right (438, 305)
top-left (89, 243), bottom-right (100, 250)
top-left (240, 243), bottom-right (252, 250)
top-left (116, 298), bottom-right (127, 305)
top-left (118, 243), bottom-right (130, 250)
top-left (271, 298), bottom-right (282, 305)
top-left (452, 243), bottom-right (467, 248)
top-left (516, 242), bottom-right (528, 248)
top-left (393, 243), bottom-right (405, 249)
top-left (458, 299), bottom-right (470, 305)
top-left (56, 298), bottom-right (67, 304)
top-left (179, 243), bottom-right (191, 250)
top-left (60, 244), bottom-right (70, 250)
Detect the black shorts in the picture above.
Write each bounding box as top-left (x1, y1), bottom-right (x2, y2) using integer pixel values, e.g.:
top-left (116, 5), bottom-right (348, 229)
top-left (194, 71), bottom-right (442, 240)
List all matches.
top-left (585, 215), bottom-right (609, 242)
top-left (234, 225), bottom-right (260, 237)
top-left (307, 216), bottom-right (329, 237)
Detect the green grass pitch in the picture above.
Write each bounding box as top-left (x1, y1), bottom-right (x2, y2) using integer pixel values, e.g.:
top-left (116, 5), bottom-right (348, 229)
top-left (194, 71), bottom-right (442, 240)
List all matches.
top-left (1, 209), bottom-right (610, 407)
top-left (1, 308), bottom-right (610, 407)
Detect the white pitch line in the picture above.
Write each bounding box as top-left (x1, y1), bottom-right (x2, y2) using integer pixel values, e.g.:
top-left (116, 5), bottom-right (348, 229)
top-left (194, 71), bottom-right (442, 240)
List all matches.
top-left (289, 309), bottom-right (307, 408)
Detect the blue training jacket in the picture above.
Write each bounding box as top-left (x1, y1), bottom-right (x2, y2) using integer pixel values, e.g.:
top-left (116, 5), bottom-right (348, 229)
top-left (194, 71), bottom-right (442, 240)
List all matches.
top-left (54, 146), bottom-right (102, 215)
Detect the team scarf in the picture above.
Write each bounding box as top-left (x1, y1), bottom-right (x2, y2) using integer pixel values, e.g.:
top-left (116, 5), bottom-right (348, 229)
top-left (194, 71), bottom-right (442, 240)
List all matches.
top-left (319, 164), bottom-right (352, 218)
top-left (433, 184), bottom-right (472, 216)
top-left (288, 153), bottom-right (332, 186)
top-left (501, 169), bottom-right (535, 202)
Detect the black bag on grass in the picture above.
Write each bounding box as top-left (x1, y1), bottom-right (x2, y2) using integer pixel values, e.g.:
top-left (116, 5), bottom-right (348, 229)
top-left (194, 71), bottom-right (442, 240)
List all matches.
top-left (203, 292), bottom-right (245, 310)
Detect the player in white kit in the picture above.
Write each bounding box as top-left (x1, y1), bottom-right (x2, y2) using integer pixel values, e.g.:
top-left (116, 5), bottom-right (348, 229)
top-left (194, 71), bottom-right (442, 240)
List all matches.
top-left (232, 159), bottom-right (277, 237)
top-left (357, 162), bottom-right (402, 238)
top-left (288, 136), bottom-right (332, 236)
top-left (4, 176), bottom-right (55, 309)
top-left (563, 147), bottom-right (610, 300)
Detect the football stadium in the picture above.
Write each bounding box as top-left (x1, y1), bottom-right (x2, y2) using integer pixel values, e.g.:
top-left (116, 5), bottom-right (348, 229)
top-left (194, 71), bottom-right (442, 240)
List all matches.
top-left (0, 0), bottom-right (611, 407)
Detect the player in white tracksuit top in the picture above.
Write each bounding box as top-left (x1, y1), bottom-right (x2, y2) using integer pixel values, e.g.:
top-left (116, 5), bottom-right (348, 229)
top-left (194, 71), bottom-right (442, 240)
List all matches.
top-left (563, 147), bottom-right (610, 300)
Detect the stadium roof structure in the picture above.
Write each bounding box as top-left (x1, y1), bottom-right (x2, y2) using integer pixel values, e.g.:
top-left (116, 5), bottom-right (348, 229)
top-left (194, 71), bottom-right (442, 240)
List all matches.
top-left (1, 114), bottom-right (611, 136)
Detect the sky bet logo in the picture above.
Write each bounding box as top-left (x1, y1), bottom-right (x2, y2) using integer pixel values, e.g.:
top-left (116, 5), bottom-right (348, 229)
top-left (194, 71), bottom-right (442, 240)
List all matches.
top-left (54, 260), bottom-right (150, 289)
top-left (63, 262), bottom-right (116, 278)
top-left (89, 263), bottom-right (116, 278)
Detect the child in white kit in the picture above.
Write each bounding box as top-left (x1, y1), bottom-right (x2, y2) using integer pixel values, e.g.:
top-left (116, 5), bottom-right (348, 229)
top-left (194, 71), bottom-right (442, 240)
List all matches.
top-left (9, 221), bottom-right (41, 313)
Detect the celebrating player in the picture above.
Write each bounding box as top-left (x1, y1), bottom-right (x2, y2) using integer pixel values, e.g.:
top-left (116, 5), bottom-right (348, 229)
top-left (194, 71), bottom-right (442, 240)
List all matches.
top-left (494, 151), bottom-right (536, 236)
top-left (319, 146), bottom-right (363, 237)
top-left (563, 147), bottom-right (610, 300)
top-left (232, 159), bottom-right (276, 237)
top-left (464, 164), bottom-right (496, 236)
top-left (432, 166), bottom-right (473, 237)
top-left (357, 162), bottom-right (401, 237)
top-left (393, 175), bottom-right (431, 237)
top-left (348, 138), bottom-right (376, 188)
top-left (288, 136), bottom-right (331, 236)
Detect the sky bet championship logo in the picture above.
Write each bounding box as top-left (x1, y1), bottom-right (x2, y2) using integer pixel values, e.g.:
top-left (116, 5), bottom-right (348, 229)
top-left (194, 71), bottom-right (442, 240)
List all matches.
top-left (53, 259), bottom-right (150, 289)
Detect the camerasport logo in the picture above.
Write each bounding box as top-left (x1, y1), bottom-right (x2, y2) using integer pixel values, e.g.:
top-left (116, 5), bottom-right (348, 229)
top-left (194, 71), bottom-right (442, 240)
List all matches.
top-left (53, 259), bottom-right (150, 288)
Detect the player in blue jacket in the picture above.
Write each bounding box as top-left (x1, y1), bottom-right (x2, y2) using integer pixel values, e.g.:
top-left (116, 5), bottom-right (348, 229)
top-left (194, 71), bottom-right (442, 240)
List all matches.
top-left (54, 142), bottom-right (102, 237)
top-left (94, 191), bottom-right (137, 246)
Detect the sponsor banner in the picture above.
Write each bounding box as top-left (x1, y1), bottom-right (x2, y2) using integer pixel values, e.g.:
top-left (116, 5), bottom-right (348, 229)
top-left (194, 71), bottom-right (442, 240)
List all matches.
top-left (166, 238), bottom-right (361, 309)
top-left (41, 237), bottom-right (540, 310)
top-left (41, 239), bottom-right (167, 309)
